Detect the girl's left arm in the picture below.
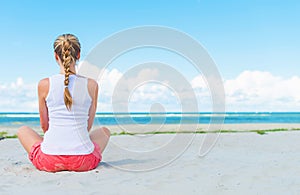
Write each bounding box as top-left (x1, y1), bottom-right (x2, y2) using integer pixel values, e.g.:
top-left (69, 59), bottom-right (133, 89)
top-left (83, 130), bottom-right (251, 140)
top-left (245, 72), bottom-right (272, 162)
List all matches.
top-left (38, 78), bottom-right (49, 133)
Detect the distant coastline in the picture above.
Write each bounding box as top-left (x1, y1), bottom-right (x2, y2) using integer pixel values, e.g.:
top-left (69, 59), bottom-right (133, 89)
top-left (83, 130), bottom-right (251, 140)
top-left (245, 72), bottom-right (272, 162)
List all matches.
top-left (1, 112), bottom-right (300, 138)
top-left (1, 112), bottom-right (300, 127)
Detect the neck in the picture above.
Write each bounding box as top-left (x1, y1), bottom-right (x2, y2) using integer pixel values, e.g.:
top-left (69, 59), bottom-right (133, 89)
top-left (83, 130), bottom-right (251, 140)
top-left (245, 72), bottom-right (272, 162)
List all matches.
top-left (59, 63), bottom-right (76, 75)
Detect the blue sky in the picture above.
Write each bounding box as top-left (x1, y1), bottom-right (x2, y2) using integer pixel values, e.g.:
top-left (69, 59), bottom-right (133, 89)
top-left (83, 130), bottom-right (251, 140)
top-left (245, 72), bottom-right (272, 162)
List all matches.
top-left (0, 0), bottom-right (299, 112)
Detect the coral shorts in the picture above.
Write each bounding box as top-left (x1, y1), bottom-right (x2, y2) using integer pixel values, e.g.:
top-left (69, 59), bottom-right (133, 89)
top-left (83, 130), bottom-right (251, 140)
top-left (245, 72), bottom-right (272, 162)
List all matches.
top-left (29, 141), bottom-right (102, 172)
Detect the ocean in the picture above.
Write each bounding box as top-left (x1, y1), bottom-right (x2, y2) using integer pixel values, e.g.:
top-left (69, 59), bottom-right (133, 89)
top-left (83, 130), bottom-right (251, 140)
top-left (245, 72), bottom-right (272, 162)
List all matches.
top-left (0, 112), bottom-right (299, 128)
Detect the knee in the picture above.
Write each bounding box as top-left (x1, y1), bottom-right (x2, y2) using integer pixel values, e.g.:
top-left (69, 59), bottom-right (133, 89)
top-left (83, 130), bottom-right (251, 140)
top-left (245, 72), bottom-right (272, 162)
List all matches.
top-left (17, 126), bottom-right (28, 136)
top-left (102, 127), bottom-right (111, 138)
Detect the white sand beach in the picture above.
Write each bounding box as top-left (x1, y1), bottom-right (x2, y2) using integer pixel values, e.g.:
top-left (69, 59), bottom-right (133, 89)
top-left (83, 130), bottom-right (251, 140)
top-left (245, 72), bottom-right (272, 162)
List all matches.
top-left (2, 123), bottom-right (300, 136)
top-left (1, 124), bottom-right (300, 194)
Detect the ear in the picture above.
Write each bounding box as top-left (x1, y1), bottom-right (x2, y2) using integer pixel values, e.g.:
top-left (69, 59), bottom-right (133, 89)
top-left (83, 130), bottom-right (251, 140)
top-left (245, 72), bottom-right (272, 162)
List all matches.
top-left (77, 52), bottom-right (81, 60)
top-left (54, 52), bottom-right (59, 61)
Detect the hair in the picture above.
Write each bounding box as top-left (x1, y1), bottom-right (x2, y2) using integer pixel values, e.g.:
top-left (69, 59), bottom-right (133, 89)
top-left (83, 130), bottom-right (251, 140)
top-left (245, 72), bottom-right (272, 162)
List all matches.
top-left (53, 34), bottom-right (81, 110)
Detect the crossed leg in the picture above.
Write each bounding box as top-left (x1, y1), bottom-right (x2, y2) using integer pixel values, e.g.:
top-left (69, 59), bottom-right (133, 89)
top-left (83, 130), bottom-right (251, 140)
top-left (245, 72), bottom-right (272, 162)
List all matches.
top-left (17, 126), bottom-right (43, 154)
top-left (89, 127), bottom-right (111, 153)
top-left (17, 126), bottom-right (111, 154)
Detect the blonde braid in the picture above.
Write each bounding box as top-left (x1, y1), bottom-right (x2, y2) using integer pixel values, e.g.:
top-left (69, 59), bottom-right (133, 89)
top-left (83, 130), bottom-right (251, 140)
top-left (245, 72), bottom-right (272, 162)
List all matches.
top-left (62, 39), bottom-right (73, 110)
top-left (53, 34), bottom-right (81, 110)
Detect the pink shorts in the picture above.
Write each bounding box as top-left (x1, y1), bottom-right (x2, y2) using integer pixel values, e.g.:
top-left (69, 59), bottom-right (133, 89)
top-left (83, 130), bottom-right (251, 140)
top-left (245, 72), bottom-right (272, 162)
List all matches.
top-left (29, 141), bottom-right (102, 172)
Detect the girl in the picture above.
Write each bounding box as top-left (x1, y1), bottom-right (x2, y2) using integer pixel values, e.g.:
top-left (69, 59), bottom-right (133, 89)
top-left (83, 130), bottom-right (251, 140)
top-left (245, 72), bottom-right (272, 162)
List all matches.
top-left (17, 34), bottom-right (110, 172)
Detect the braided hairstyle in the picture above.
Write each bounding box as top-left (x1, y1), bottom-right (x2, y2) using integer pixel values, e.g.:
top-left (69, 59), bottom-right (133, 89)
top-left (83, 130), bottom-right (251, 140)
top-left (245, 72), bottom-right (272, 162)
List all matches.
top-left (53, 34), bottom-right (81, 110)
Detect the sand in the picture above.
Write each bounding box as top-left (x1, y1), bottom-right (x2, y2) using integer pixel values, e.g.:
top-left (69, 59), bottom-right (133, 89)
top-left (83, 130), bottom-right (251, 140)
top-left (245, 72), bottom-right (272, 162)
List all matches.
top-left (1, 125), bottom-right (300, 194)
top-left (2, 123), bottom-right (300, 136)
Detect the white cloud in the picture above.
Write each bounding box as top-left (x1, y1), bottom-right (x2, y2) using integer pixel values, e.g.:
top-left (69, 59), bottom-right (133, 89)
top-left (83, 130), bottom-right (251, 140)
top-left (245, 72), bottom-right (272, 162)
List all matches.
top-left (191, 70), bottom-right (300, 112)
top-left (128, 83), bottom-right (180, 112)
top-left (96, 68), bottom-right (182, 112)
top-left (2, 70), bottom-right (299, 112)
top-left (98, 68), bottom-right (123, 94)
top-left (223, 70), bottom-right (300, 111)
top-left (96, 66), bottom-right (193, 111)
top-left (191, 75), bottom-right (207, 89)
top-left (0, 77), bottom-right (37, 112)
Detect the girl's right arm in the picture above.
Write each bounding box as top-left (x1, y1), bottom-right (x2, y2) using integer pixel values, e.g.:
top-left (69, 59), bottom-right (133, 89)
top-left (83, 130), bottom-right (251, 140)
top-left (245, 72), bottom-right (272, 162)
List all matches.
top-left (38, 78), bottom-right (49, 133)
top-left (87, 79), bottom-right (98, 132)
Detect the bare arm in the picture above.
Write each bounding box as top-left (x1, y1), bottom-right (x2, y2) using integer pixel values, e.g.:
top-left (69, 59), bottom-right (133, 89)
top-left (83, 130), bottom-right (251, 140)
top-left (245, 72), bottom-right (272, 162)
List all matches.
top-left (87, 79), bottom-right (98, 132)
top-left (38, 78), bottom-right (49, 133)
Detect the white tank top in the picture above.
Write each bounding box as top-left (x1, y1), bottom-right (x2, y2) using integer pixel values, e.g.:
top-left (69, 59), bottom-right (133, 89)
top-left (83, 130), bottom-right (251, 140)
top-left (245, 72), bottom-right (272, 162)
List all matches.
top-left (41, 74), bottom-right (94, 155)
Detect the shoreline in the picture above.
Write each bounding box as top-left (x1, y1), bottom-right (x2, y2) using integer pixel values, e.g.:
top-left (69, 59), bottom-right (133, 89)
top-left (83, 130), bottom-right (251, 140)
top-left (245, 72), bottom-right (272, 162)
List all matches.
top-left (1, 123), bottom-right (300, 138)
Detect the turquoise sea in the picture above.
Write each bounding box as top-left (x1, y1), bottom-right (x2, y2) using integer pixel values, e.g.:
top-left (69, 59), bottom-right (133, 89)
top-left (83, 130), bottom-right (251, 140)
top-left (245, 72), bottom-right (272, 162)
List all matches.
top-left (0, 112), bottom-right (299, 128)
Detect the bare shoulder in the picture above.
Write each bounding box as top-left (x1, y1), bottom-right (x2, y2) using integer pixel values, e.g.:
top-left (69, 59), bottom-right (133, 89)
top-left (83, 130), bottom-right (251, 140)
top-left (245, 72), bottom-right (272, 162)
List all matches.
top-left (38, 78), bottom-right (49, 89)
top-left (87, 78), bottom-right (98, 97)
top-left (38, 78), bottom-right (49, 97)
top-left (38, 78), bottom-right (49, 88)
top-left (88, 78), bottom-right (98, 87)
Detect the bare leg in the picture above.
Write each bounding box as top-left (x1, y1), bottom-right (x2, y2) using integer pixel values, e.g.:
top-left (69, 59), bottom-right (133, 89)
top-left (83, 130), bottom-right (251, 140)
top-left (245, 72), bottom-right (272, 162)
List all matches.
top-left (89, 127), bottom-right (110, 153)
top-left (17, 126), bottom-right (43, 154)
